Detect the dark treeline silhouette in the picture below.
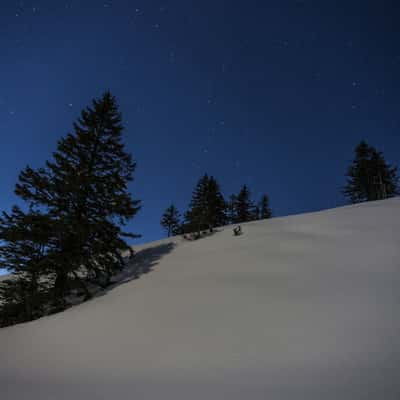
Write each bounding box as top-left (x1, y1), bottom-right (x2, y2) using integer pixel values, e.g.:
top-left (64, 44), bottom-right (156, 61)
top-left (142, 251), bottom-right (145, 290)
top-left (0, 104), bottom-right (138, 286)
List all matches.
top-left (160, 175), bottom-right (273, 239)
top-left (160, 140), bottom-right (399, 240)
top-left (0, 92), bottom-right (140, 327)
top-left (343, 141), bottom-right (398, 203)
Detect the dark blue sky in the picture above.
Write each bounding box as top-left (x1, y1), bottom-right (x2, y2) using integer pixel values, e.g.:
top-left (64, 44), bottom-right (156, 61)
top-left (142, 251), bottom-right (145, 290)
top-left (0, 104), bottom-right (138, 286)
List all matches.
top-left (1, 0), bottom-right (399, 250)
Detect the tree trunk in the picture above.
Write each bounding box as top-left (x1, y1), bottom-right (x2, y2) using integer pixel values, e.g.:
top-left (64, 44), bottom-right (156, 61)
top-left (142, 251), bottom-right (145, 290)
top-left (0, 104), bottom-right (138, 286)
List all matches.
top-left (72, 271), bottom-right (92, 301)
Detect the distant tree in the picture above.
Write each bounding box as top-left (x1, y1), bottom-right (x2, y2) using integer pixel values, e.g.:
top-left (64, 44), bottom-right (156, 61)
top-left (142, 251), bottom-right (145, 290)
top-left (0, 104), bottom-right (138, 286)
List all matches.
top-left (235, 185), bottom-right (254, 223)
top-left (227, 194), bottom-right (237, 224)
top-left (185, 174), bottom-right (227, 235)
top-left (205, 176), bottom-right (227, 231)
top-left (252, 204), bottom-right (260, 221)
top-left (343, 141), bottom-right (398, 203)
top-left (258, 194), bottom-right (272, 219)
top-left (12, 92), bottom-right (140, 309)
top-left (185, 174), bottom-right (209, 235)
top-left (161, 205), bottom-right (181, 237)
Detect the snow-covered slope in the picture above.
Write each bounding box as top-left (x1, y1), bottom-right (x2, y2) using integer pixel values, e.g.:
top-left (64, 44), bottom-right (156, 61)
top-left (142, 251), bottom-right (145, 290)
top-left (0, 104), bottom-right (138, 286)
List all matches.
top-left (1, 199), bottom-right (399, 399)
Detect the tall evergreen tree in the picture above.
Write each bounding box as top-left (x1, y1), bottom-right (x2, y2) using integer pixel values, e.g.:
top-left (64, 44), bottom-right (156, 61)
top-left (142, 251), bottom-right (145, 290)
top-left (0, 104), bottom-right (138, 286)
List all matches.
top-left (12, 91), bottom-right (140, 307)
top-left (161, 205), bottom-right (181, 237)
top-left (258, 194), bottom-right (272, 219)
top-left (343, 141), bottom-right (398, 203)
top-left (235, 185), bottom-right (254, 223)
top-left (185, 174), bottom-right (227, 235)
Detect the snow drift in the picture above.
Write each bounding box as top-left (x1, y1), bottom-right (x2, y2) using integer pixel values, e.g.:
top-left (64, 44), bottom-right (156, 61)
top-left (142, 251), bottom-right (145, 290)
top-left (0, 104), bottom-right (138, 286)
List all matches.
top-left (1, 198), bottom-right (399, 399)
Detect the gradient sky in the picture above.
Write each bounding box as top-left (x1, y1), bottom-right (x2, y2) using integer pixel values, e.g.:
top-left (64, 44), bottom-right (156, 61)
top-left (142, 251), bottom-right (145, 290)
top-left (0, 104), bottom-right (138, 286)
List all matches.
top-left (1, 0), bottom-right (399, 270)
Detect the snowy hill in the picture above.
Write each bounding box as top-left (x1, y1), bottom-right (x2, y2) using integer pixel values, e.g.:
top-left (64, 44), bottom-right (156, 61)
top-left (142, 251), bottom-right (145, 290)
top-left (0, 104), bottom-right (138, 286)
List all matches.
top-left (1, 198), bottom-right (399, 400)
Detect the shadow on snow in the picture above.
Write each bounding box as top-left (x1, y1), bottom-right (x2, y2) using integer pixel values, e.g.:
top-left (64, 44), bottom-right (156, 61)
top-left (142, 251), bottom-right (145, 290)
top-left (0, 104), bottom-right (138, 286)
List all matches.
top-left (94, 242), bottom-right (176, 298)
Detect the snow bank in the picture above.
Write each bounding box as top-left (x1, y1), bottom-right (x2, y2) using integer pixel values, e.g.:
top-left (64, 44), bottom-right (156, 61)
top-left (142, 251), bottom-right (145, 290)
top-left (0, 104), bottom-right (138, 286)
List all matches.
top-left (1, 198), bottom-right (399, 399)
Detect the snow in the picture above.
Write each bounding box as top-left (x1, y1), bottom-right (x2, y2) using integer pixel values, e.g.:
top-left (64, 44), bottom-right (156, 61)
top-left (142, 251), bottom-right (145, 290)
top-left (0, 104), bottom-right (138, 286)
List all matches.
top-left (1, 198), bottom-right (399, 399)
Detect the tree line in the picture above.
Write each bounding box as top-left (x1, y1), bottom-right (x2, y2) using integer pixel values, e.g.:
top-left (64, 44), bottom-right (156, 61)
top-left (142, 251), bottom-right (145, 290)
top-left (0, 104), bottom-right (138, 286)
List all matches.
top-left (0, 90), bottom-right (398, 328)
top-left (160, 176), bottom-right (272, 238)
top-left (161, 140), bottom-right (399, 238)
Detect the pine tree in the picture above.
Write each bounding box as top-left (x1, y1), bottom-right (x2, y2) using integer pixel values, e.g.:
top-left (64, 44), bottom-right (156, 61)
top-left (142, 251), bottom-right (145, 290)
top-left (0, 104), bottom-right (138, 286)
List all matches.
top-left (0, 207), bottom-right (52, 326)
top-left (14, 91), bottom-right (140, 307)
top-left (185, 174), bottom-right (227, 235)
top-left (259, 194), bottom-right (272, 219)
top-left (185, 174), bottom-right (209, 235)
top-left (161, 205), bottom-right (181, 237)
top-left (343, 141), bottom-right (398, 203)
top-left (0, 279), bottom-right (28, 327)
top-left (227, 194), bottom-right (237, 224)
top-left (235, 185), bottom-right (254, 223)
top-left (252, 205), bottom-right (260, 221)
top-left (205, 176), bottom-right (227, 231)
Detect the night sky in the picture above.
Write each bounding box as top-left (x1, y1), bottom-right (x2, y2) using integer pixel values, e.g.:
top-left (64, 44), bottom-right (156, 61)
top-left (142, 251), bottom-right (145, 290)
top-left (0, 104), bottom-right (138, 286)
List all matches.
top-left (1, 1), bottom-right (399, 252)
